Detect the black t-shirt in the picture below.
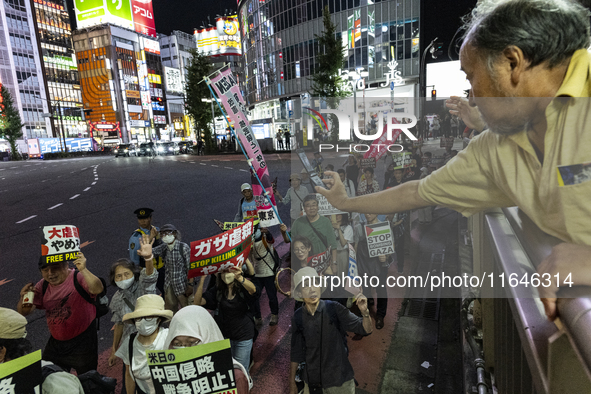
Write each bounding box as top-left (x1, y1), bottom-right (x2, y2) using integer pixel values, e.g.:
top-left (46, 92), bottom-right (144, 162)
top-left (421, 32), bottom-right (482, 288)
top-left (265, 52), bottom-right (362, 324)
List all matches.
top-left (203, 284), bottom-right (255, 341)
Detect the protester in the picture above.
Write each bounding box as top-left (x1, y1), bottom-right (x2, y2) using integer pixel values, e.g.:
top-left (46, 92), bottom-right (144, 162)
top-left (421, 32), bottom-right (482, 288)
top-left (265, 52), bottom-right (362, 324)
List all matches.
top-left (342, 154), bottom-right (360, 190)
top-left (317, 0), bottom-right (591, 321)
top-left (0, 307), bottom-right (85, 394)
top-left (357, 167), bottom-right (380, 196)
top-left (165, 306), bottom-right (253, 393)
top-left (290, 267), bottom-right (373, 394)
top-left (291, 195), bottom-right (339, 263)
top-left (331, 214), bottom-right (354, 277)
top-left (128, 208), bottom-right (164, 295)
top-left (311, 152), bottom-right (324, 178)
top-left (274, 173), bottom-right (309, 225)
top-left (299, 169), bottom-right (315, 193)
top-left (337, 169), bottom-right (356, 198)
top-left (116, 294), bottom-right (172, 394)
top-left (17, 252), bottom-right (103, 374)
top-left (194, 264), bottom-right (258, 371)
top-left (151, 224), bottom-right (192, 313)
top-left (234, 183), bottom-right (258, 222)
top-left (250, 227), bottom-right (280, 326)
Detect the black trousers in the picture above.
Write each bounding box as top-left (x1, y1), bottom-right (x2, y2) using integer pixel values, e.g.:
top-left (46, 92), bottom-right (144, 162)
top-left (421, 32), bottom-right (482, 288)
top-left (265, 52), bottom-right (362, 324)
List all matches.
top-left (43, 320), bottom-right (98, 374)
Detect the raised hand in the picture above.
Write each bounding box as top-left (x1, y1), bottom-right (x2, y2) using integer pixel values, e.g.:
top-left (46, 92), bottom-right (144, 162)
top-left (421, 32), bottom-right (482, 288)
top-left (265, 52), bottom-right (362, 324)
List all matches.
top-left (137, 234), bottom-right (154, 257)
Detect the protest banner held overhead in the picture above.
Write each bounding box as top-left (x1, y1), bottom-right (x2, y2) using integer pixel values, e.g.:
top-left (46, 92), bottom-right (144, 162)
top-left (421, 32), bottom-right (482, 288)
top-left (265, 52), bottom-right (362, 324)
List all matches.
top-left (365, 222), bottom-right (395, 257)
top-left (40, 225), bottom-right (81, 265)
top-left (213, 220), bottom-right (259, 232)
top-left (363, 117), bottom-right (402, 161)
top-left (0, 350), bottom-right (42, 394)
top-left (392, 152), bottom-right (413, 169)
top-left (208, 68), bottom-right (280, 228)
top-left (189, 219), bottom-right (255, 277)
top-left (147, 339), bottom-right (236, 394)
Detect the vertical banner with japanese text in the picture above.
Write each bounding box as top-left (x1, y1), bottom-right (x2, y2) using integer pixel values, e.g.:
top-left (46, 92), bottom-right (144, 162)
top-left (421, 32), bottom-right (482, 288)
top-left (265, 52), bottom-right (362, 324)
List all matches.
top-left (40, 225), bottom-right (81, 265)
top-left (208, 69), bottom-right (280, 227)
top-left (0, 350), bottom-right (42, 394)
top-left (147, 339), bottom-right (236, 394)
top-left (189, 220), bottom-right (254, 278)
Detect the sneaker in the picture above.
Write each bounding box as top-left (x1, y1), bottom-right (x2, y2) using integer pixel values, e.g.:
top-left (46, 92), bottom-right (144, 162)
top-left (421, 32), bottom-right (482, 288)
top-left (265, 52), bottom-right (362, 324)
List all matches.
top-left (254, 317), bottom-right (263, 326)
top-left (269, 314), bottom-right (278, 326)
top-left (375, 316), bottom-right (385, 330)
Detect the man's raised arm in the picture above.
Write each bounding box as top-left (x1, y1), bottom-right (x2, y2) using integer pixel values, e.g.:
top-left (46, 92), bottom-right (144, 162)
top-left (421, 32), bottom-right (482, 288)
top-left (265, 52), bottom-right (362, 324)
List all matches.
top-left (315, 171), bottom-right (431, 214)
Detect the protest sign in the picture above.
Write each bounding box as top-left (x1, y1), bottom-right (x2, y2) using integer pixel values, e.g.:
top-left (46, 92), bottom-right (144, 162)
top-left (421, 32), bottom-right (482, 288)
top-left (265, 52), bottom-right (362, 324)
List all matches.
top-left (253, 195), bottom-right (280, 227)
top-left (316, 194), bottom-right (347, 216)
top-left (213, 220), bottom-right (259, 232)
top-left (440, 136), bottom-right (454, 149)
top-left (365, 222), bottom-right (395, 257)
top-left (208, 69), bottom-right (279, 225)
top-left (190, 220), bottom-right (254, 277)
top-left (147, 339), bottom-right (236, 394)
top-left (307, 246), bottom-right (332, 274)
top-left (344, 243), bottom-right (362, 296)
top-left (392, 152), bottom-right (413, 169)
top-left (363, 117), bottom-right (402, 161)
top-left (360, 157), bottom-right (376, 169)
top-left (0, 350), bottom-right (42, 394)
top-left (40, 225), bottom-right (80, 265)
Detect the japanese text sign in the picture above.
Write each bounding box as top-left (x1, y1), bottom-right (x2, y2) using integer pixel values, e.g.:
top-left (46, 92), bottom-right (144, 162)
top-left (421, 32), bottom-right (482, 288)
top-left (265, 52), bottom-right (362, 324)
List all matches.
top-left (392, 152), bottom-right (413, 169)
top-left (365, 222), bottom-right (395, 257)
top-left (0, 350), bottom-right (42, 394)
top-left (253, 195), bottom-right (280, 227)
top-left (41, 225), bottom-right (80, 265)
top-left (189, 220), bottom-right (255, 278)
top-left (147, 339), bottom-right (236, 394)
top-left (208, 69), bottom-right (279, 225)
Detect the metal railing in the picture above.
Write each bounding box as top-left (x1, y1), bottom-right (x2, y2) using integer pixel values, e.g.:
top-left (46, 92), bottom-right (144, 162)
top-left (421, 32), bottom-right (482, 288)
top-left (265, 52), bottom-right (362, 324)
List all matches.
top-left (470, 207), bottom-right (591, 393)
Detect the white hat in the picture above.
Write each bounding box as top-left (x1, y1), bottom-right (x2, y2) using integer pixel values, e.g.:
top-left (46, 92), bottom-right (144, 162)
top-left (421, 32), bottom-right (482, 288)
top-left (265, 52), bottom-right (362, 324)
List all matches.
top-left (122, 294), bottom-right (173, 323)
top-left (241, 183), bottom-right (252, 192)
top-left (0, 307), bottom-right (28, 339)
top-left (292, 266), bottom-right (319, 301)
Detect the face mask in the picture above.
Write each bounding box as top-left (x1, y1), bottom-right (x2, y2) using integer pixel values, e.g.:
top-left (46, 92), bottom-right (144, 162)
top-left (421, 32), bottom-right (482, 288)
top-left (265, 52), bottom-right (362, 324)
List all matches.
top-left (162, 235), bottom-right (175, 244)
top-left (135, 317), bottom-right (159, 336)
top-left (116, 277), bottom-right (135, 290)
top-left (221, 272), bottom-right (235, 285)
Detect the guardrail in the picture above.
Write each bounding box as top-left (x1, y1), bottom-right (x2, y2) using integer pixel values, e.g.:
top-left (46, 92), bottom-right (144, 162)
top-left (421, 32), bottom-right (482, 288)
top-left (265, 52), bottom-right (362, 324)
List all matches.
top-left (469, 207), bottom-right (591, 393)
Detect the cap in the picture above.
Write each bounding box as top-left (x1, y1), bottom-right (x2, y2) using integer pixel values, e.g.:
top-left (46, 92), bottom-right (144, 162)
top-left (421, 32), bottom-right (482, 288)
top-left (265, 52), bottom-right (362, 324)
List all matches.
top-left (122, 294), bottom-right (173, 323)
top-left (241, 183), bottom-right (252, 192)
top-left (160, 224), bottom-right (177, 233)
top-left (134, 208), bottom-right (154, 219)
top-left (289, 173), bottom-right (301, 181)
top-left (0, 307), bottom-right (28, 339)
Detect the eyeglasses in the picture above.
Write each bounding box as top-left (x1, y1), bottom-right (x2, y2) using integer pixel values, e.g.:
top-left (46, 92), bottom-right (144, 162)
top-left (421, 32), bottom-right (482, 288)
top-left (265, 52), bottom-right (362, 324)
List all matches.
top-left (293, 247), bottom-right (308, 253)
top-left (171, 338), bottom-right (201, 348)
top-left (135, 317), bottom-right (158, 323)
top-left (303, 204), bottom-right (318, 209)
top-left (161, 230), bottom-right (175, 235)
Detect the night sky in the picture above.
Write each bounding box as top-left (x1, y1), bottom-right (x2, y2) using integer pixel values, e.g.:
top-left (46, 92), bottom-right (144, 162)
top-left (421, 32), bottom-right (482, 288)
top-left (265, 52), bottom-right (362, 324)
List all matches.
top-left (153, 0), bottom-right (239, 35)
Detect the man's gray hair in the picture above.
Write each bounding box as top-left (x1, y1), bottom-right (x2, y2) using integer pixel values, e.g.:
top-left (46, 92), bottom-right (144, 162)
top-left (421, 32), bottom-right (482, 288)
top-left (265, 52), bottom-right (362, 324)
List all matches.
top-left (463, 0), bottom-right (590, 70)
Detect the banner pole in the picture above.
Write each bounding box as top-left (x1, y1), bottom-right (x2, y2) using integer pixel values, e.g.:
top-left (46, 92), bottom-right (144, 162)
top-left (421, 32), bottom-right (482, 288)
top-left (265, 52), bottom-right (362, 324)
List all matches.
top-left (204, 77), bottom-right (291, 242)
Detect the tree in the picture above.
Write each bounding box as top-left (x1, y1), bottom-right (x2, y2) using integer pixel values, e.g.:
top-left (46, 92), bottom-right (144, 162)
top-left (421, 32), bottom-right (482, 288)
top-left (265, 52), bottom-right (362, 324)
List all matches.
top-left (310, 6), bottom-right (350, 143)
top-left (0, 85), bottom-right (24, 160)
top-left (185, 49), bottom-right (221, 154)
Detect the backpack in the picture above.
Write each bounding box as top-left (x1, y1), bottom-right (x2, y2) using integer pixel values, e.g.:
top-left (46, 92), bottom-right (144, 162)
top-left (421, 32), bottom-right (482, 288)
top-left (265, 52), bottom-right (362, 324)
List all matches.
top-left (42, 364), bottom-right (117, 394)
top-left (42, 269), bottom-right (109, 327)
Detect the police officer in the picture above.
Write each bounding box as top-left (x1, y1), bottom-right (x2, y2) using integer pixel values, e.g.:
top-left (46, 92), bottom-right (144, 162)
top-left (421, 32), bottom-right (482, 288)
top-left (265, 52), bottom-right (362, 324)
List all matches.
top-left (129, 208), bottom-right (165, 294)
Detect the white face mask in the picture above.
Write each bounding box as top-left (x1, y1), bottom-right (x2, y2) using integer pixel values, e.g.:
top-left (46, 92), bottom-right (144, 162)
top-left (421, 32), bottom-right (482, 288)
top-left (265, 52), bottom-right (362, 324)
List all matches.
top-left (221, 272), bottom-right (235, 285)
top-left (135, 317), bottom-right (159, 336)
top-left (162, 235), bottom-right (175, 244)
top-left (116, 277), bottom-right (135, 290)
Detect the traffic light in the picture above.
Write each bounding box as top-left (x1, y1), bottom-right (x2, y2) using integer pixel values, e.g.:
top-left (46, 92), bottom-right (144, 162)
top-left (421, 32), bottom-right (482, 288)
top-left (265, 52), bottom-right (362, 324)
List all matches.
top-left (430, 42), bottom-right (443, 59)
top-left (431, 89), bottom-right (437, 99)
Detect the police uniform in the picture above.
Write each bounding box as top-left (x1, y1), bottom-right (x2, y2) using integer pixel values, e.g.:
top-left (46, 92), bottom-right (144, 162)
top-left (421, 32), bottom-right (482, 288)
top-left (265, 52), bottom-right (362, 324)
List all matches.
top-left (129, 208), bottom-right (165, 294)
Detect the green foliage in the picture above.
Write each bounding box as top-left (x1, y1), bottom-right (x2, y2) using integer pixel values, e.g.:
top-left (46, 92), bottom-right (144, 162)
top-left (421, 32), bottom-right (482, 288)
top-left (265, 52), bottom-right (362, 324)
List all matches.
top-left (185, 49), bottom-right (221, 154)
top-left (309, 6), bottom-right (350, 143)
top-left (0, 86), bottom-right (24, 160)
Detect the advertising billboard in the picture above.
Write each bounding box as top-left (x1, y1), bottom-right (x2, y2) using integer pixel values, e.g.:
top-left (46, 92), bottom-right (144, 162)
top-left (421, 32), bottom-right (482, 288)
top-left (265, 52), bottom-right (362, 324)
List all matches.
top-left (164, 67), bottom-right (182, 94)
top-left (131, 0), bottom-right (156, 38)
top-left (195, 15), bottom-right (242, 57)
top-left (74, 0), bottom-right (134, 30)
top-left (142, 37), bottom-right (160, 54)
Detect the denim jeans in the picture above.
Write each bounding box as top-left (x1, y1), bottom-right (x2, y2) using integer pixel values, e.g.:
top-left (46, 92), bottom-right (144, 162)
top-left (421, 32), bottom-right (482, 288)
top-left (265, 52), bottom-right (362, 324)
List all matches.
top-left (230, 339), bottom-right (253, 371)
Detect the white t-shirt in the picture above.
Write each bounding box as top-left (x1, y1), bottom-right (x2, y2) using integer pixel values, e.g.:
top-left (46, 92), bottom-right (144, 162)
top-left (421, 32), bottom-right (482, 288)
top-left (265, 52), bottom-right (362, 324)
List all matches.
top-left (334, 224), bottom-right (354, 251)
top-left (116, 328), bottom-right (169, 394)
top-left (251, 240), bottom-right (276, 277)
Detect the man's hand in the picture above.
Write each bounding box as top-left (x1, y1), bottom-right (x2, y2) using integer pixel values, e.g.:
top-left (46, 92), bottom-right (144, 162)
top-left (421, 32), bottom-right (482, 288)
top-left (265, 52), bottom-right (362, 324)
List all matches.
top-left (280, 223), bottom-right (288, 233)
top-left (73, 252), bottom-right (87, 272)
top-left (20, 282), bottom-right (35, 298)
top-left (536, 243), bottom-right (591, 321)
top-left (137, 234), bottom-right (154, 257)
top-left (315, 171), bottom-right (350, 210)
top-left (445, 96), bottom-right (486, 132)
top-left (356, 294), bottom-right (369, 315)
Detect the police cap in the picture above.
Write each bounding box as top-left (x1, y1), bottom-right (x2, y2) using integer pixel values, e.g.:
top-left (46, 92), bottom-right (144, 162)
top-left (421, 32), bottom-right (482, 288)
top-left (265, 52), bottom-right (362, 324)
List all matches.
top-left (134, 208), bottom-right (154, 219)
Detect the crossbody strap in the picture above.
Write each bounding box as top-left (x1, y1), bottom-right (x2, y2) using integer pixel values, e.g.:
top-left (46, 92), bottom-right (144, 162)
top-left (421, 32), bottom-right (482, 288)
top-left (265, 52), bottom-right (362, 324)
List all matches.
top-left (306, 217), bottom-right (328, 249)
top-left (128, 332), bottom-right (138, 380)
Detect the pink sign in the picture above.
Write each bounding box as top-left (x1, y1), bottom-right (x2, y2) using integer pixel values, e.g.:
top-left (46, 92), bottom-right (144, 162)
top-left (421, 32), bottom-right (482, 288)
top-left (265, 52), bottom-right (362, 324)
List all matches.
top-left (363, 117), bottom-right (402, 160)
top-left (209, 69), bottom-right (279, 227)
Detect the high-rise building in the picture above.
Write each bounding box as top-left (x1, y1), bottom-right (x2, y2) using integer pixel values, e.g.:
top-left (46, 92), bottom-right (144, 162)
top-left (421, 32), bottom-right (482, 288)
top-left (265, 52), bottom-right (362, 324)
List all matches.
top-left (0, 0), bottom-right (53, 145)
top-left (33, 0), bottom-right (85, 139)
top-left (159, 30), bottom-right (196, 140)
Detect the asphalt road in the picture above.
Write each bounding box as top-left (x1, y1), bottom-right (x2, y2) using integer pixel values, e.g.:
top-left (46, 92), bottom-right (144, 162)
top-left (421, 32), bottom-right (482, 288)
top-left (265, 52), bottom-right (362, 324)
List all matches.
top-left (0, 152), bottom-right (292, 356)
